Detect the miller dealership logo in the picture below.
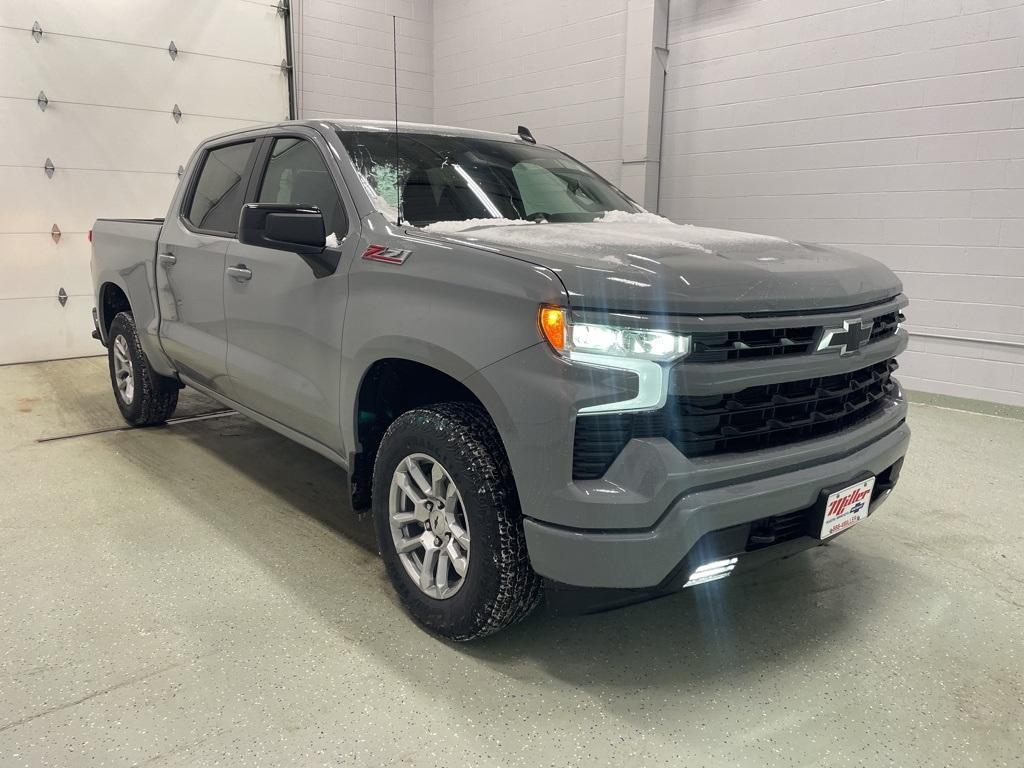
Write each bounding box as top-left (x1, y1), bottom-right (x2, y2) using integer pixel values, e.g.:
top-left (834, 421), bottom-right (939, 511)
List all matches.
top-left (816, 318), bottom-right (874, 356)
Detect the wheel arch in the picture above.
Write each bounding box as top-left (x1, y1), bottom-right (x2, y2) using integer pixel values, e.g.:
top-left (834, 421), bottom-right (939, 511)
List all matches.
top-left (346, 353), bottom-right (513, 511)
top-left (97, 281), bottom-right (132, 343)
top-left (94, 261), bottom-right (177, 379)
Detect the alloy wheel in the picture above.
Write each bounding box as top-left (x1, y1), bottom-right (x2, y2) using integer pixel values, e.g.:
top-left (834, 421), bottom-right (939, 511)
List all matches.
top-left (388, 453), bottom-right (471, 599)
top-left (112, 334), bottom-right (134, 404)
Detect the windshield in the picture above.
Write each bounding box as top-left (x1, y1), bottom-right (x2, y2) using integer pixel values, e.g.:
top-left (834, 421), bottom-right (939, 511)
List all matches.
top-left (337, 130), bottom-right (638, 227)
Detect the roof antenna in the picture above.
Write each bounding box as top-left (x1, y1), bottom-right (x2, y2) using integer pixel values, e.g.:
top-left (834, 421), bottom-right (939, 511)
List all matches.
top-left (517, 125), bottom-right (536, 144)
top-left (392, 15), bottom-right (403, 227)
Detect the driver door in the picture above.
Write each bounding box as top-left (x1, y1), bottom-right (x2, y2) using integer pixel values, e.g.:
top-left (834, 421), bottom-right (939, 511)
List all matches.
top-left (223, 131), bottom-right (358, 451)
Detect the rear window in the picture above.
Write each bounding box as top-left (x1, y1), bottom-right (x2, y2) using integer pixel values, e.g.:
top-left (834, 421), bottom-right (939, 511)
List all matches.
top-left (186, 141), bottom-right (255, 234)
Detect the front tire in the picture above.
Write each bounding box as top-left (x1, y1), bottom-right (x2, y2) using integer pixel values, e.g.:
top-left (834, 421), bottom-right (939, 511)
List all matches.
top-left (372, 404), bottom-right (541, 641)
top-left (107, 311), bottom-right (179, 426)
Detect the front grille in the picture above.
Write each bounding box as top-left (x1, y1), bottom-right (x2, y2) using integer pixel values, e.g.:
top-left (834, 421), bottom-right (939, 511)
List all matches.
top-left (870, 311), bottom-right (903, 343)
top-left (689, 325), bottom-right (817, 362)
top-left (572, 359), bottom-right (898, 480)
top-left (687, 310), bottom-right (904, 363)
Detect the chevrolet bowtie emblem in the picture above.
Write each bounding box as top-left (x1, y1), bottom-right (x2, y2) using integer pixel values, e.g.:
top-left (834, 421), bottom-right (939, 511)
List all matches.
top-left (816, 318), bottom-right (873, 355)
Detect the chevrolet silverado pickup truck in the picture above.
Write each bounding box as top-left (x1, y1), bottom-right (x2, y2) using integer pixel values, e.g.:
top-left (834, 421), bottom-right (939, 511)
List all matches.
top-left (90, 119), bottom-right (910, 640)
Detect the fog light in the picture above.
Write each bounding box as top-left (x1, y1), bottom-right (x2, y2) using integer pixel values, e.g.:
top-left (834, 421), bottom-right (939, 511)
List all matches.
top-left (683, 557), bottom-right (738, 588)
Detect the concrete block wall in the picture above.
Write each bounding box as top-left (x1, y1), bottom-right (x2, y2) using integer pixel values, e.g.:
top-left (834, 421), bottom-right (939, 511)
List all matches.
top-left (295, 0), bottom-right (433, 122)
top-left (433, 0), bottom-right (630, 183)
top-left (661, 0), bottom-right (1024, 406)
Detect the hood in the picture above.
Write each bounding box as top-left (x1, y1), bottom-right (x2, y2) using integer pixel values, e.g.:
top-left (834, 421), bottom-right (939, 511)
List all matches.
top-left (422, 212), bottom-right (903, 315)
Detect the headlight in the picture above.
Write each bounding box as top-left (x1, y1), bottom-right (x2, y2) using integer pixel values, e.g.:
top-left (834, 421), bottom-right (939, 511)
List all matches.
top-left (538, 306), bottom-right (690, 414)
top-left (538, 307), bottom-right (691, 362)
top-left (572, 323), bottom-right (690, 361)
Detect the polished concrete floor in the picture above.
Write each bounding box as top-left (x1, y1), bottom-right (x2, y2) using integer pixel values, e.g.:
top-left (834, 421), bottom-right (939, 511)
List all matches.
top-left (1, 356), bottom-right (1021, 767)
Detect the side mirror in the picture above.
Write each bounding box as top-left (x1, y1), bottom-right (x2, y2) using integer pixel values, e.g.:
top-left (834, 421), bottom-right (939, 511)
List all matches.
top-left (238, 203), bottom-right (325, 255)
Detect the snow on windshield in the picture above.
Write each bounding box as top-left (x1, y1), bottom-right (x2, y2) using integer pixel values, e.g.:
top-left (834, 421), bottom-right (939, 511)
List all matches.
top-left (337, 130), bottom-right (637, 227)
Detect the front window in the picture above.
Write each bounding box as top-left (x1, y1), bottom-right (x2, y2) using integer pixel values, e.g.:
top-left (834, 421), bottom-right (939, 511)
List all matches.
top-left (337, 130), bottom-right (638, 227)
top-left (257, 137), bottom-right (346, 240)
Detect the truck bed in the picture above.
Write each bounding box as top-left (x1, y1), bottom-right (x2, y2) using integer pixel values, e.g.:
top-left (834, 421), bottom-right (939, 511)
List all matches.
top-left (91, 218), bottom-right (163, 274)
top-left (90, 217), bottom-right (167, 352)
top-left (95, 218), bottom-right (165, 223)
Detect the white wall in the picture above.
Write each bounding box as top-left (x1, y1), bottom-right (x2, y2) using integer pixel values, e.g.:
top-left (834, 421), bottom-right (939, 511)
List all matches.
top-left (0, 0), bottom-right (289, 364)
top-left (296, 0), bottom-right (433, 123)
top-left (433, 0), bottom-right (630, 184)
top-left (660, 0), bottom-right (1024, 406)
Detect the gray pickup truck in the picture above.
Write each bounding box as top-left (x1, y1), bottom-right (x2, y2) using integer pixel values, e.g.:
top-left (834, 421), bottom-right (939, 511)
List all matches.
top-left (90, 119), bottom-right (910, 640)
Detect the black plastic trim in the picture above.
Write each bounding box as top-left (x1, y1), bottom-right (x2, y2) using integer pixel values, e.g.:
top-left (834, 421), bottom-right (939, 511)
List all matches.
top-left (574, 359), bottom-right (899, 479)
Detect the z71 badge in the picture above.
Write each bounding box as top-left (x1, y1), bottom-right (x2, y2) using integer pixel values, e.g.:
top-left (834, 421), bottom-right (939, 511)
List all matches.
top-left (362, 244), bottom-right (411, 265)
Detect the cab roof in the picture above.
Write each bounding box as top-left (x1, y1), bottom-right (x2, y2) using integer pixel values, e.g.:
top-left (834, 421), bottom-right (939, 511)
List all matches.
top-left (204, 119), bottom-right (530, 145)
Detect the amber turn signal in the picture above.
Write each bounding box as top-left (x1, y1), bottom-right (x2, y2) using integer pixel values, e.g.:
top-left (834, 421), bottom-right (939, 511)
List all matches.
top-left (539, 306), bottom-right (567, 351)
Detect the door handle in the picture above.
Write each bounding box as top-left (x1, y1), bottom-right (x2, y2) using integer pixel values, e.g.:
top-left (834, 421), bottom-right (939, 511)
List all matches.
top-left (159, 253), bottom-right (177, 266)
top-left (226, 265), bottom-right (252, 282)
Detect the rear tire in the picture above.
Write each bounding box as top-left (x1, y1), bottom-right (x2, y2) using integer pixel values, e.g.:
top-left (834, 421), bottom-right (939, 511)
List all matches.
top-left (372, 403), bottom-right (541, 641)
top-left (107, 311), bottom-right (179, 426)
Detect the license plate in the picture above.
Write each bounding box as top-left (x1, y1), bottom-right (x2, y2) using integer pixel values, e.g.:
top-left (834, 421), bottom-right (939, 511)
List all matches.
top-left (820, 477), bottom-right (875, 539)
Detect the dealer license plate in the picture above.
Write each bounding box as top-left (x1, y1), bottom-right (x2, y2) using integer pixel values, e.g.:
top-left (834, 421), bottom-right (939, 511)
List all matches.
top-left (820, 477), bottom-right (875, 539)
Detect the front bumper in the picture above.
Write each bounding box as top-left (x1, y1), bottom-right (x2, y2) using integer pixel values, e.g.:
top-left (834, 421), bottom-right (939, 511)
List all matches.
top-left (465, 321), bottom-right (910, 592)
top-left (524, 419), bottom-right (908, 589)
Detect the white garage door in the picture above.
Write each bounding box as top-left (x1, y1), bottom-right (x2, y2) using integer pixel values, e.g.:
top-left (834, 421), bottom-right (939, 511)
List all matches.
top-left (0, 0), bottom-right (291, 364)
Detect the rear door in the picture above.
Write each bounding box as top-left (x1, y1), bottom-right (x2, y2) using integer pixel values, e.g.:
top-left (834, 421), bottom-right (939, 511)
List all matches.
top-left (223, 128), bottom-right (357, 451)
top-left (157, 138), bottom-right (259, 393)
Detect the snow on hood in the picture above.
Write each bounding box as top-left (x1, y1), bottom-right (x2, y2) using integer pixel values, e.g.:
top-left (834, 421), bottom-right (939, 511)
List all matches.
top-left (420, 211), bottom-right (792, 254)
top-left (418, 210), bottom-right (902, 314)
